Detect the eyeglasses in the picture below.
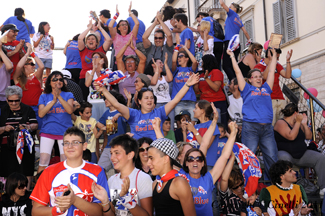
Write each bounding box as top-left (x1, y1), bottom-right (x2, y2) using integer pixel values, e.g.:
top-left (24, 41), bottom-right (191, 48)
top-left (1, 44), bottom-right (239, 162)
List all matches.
top-left (139, 147), bottom-right (150, 152)
top-left (18, 183), bottom-right (27, 189)
top-left (8, 99), bottom-right (20, 103)
top-left (232, 182), bottom-right (244, 190)
top-left (119, 23), bottom-right (128, 27)
top-left (126, 60), bottom-right (135, 64)
top-left (62, 140), bottom-right (84, 147)
top-left (187, 156), bottom-right (204, 163)
top-left (250, 76), bottom-right (262, 79)
top-left (178, 55), bottom-right (186, 58)
top-left (92, 56), bottom-right (100, 59)
top-left (154, 37), bottom-right (164, 40)
top-left (25, 62), bottom-right (35, 66)
top-left (51, 78), bottom-right (64, 82)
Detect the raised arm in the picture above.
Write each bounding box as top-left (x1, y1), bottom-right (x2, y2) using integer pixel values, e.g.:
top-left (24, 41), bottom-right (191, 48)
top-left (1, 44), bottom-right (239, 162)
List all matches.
top-left (164, 73), bottom-right (199, 115)
top-left (280, 49), bottom-right (293, 79)
top-left (219, 0), bottom-right (230, 12)
top-left (156, 12), bottom-right (173, 47)
top-left (220, 152), bottom-right (235, 192)
top-left (265, 48), bottom-right (277, 90)
top-left (108, 5), bottom-right (118, 40)
top-left (0, 42), bottom-right (13, 71)
top-left (116, 36), bottom-right (132, 73)
top-left (227, 49), bottom-right (246, 91)
top-left (241, 26), bottom-right (250, 41)
top-left (14, 44), bottom-right (32, 84)
top-left (148, 59), bottom-right (160, 85)
top-left (164, 53), bottom-right (173, 82)
top-left (94, 83), bottom-right (130, 120)
top-left (98, 21), bottom-right (113, 51)
top-left (142, 19), bottom-right (158, 49)
top-left (78, 20), bottom-right (93, 51)
top-left (131, 38), bottom-right (146, 74)
top-left (63, 41), bottom-right (70, 55)
top-left (182, 45), bottom-right (197, 72)
top-left (210, 122), bottom-right (237, 184)
top-left (152, 117), bottom-right (164, 139)
top-left (300, 114), bottom-right (312, 140)
top-left (34, 54), bottom-right (45, 81)
top-left (128, 2), bottom-right (139, 38)
top-left (171, 48), bottom-right (178, 72)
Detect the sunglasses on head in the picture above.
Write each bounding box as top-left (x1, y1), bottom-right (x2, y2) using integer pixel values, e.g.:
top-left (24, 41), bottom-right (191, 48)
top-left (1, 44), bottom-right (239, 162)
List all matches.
top-left (140, 87), bottom-right (153, 92)
top-left (25, 62), bottom-right (35, 66)
top-left (232, 182), bottom-right (244, 190)
top-left (154, 37), bottom-right (164, 40)
top-left (187, 156), bottom-right (204, 163)
top-left (18, 183), bottom-right (27, 189)
top-left (51, 78), bottom-right (64, 82)
top-left (8, 99), bottom-right (20, 103)
top-left (139, 147), bottom-right (150, 152)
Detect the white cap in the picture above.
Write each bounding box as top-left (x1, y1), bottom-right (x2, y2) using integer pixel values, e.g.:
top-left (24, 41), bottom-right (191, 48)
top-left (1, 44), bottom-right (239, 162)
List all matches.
top-left (60, 70), bottom-right (72, 79)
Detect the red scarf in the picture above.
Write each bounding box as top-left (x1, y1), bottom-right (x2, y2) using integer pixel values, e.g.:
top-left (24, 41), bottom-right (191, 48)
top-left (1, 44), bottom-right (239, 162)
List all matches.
top-left (156, 169), bottom-right (179, 190)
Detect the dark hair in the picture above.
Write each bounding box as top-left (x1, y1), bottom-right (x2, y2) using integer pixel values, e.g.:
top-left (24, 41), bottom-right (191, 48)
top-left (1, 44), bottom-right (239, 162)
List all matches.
top-left (173, 13), bottom-right (188, 26)
top-left (110, 134), bottom-right (138, 163)
top-left (144, 58), bottom-right (161, 77)
top-left (100, 9), bottom-right (111, 19)
top-left (83, 149), bottom-right (92, 161)
top-left (5, 172), bottom-right (28, 197)
top-left (135, 137), bottom-right (153, 169)
top-left (85, 34), bottom-right (99, 47)
top-left (247, 43), bottom-right (263, 55)
top-left (202, 54), bottom-right (219, 72)
top-left (38, 22), bottom-right (48, 35)
top-left (231, 77), bottom-right (238, 86)
top-left (43, 71), bottom-right (69, 94)
top-left (137, 88), bottom-right (154, 108)
top-left (91, 52), bottom-right (109, 69)
top-left (182, 148), bottom-right (208, 176)
top-left (72, 34), bottom-right (80, 41)
top-left (117, 20), bottom-right (131, 35)
top-left (154, 29), bottom-right (165, 38)
top-left (165, 116), bottom-right (171, 122)
top-left (163, 6), bottom-right (186, 21)
top-left (217, 123), bottom-right (225, 131)
top-left (79, 102), bottom-right (92, 114)
top-left (281, 103), bottom-right (298, 117)
top-left (231, 3), bottom-right (243, 13)
top-left (64, 127), bottom-right (86, 143)
top-left (179, 51), bottom-right (192, 67)
top-left (269, 160), bottom-right (293, 185)
top-left (0, 46), bottom-right (8, 62)
top-left (105, 90), bottom-right (127, 106)
top-left (196, 12), bottom-right (209, 18)
top-left (247, 69), bottom-right (261, 85)
top-left (228, 168), bottom-right (243, 189)
top-left (131, 9), bottom-right (138, 17)
top-left (14, 8), bottom-right (25, 22)
top-left (197, 100), bottom-right (213, 119)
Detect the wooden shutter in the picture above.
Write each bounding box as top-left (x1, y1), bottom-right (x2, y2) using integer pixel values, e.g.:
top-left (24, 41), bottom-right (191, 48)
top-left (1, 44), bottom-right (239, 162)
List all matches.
top-left (273, 0), bottom-right (283, 35)
top-left (284, 0), bottom-right (296, 41)
top-left (239, 19), bottom-right (253, 52)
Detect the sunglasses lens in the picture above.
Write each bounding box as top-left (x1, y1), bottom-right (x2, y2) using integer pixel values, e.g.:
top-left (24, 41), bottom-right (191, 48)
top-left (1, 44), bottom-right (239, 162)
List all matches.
top-left (18, 184), bottom-right (26, 189)
top-left (139, 148), bottom-right (145, 152)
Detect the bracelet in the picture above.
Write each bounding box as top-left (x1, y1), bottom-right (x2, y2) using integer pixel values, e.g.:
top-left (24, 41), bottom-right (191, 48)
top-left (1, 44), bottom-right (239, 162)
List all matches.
top-left (52, 206), bottom-right (65, 216)
top-left (30, 52), bottom-right (36, 58)
top-left (287, 61), bottom-right (290, 63)
top-left (195, 132), bottom-right (200, 136)
top-left (113, 13), bottom-right (119, 20)
top-left (103, 203), bottom-right (111, 213)
top-left (185, 83), bottom-right (190, 87)
top-left (230, 55), bottom-right (235, 58)
top-left (101, 201), bottom-right (110, 207)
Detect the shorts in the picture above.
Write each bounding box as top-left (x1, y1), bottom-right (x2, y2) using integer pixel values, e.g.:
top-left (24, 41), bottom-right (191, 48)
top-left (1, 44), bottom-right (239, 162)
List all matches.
top-left (36, 58), bottom-right (53, 69)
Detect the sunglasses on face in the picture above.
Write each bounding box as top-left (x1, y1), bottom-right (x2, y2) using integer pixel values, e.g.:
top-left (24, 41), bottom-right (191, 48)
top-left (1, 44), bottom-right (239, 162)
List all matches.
top-left (25, 62), bottom-right (35, 66)
top-left (187, 156), bottom-right (204, 163)
top-left (51, 78), bottom-right (64, 82)
top-left (178, 55), bottom-right (186, 58)
top-left (139, 147), bottom-right (150, 152)
top-left (232, 182), bottom-right (244, 190)
top-left (154, 37), bottom-right (164, 40)
top-left (8, 99), bottom-right (20, 103)
top-left (18, 183), bottom-right (27, 189)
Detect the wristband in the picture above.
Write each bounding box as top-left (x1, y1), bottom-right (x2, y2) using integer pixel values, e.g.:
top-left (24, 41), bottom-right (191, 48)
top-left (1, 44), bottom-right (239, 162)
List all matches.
top-left (113, 13), bottom-right (119, 20)
top-left (101, 201), bottom-right (110, 207)
top-left (230, 55), bottom-right (235, 58)
top-left (185, 83), bottom-right (190, 87)
top-left (52, 206), bottom-right (65, 216)
top-left (30, 52), bottom-right (36, 58)
top-left (103, 203), bottom-right (111, 213)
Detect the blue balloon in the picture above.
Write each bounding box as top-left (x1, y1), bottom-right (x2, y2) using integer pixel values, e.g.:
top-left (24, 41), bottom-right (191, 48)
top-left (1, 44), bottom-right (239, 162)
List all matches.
top-left (307, 99), bottom-right (323, 112)
top-left (292, 68), bottom-right (302, 78)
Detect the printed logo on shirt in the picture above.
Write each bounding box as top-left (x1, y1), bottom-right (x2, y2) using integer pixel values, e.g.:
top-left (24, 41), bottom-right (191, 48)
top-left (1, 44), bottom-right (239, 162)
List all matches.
top-left (198, 186), bottom-right (207, 194)
top-left (136, 119), bottom-right (155, 132)
top-left (234, 17), bottom-right (242, 27)
top-left (53, 184), bottom-right (68, 197)
top-left (250, 88), bottom-right (270, 97)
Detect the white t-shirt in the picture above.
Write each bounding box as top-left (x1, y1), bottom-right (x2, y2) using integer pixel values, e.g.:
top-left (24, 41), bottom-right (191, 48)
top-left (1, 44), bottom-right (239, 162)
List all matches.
top-left (108, 167), bottom-right (152, 216)
top-left (32, 33), bottom-right (53, 59)
top-left (150, 76), bottom-right (171, 103)
top-left (163, 20), bottom-right (176, 44)
top-left (227, 94), bottom-right (243, 122)
top-left (86, 70), bottom-right (110, 103)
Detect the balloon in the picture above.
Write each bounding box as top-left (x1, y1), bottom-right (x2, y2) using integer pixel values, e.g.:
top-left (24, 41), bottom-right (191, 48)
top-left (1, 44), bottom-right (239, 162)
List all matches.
top-left (304, 88), bottom-right (318, 100)
top-left (323, 110), bottom-right (325, 118)
top-left (307, 99), bottom-right (323, 112)
top-left (292, 69), bottom-right (302, 78)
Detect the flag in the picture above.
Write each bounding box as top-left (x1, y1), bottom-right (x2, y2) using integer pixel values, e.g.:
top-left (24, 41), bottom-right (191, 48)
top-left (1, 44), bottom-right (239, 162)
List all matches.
top-left (16, 129), bottom-right (34, 164)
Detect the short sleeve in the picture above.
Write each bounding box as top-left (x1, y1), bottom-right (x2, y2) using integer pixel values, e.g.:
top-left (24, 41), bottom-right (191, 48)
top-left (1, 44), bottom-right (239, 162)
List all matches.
top-left (259, 188), bottom-right (271, 208)
top-left (27, 106), bottom-right (38, 124)
top-left (32, 33), bottom-right (39, 42)
top-left (137, 172), bottom-right (153, 200)
top-left (254, 63), bottom-right (265, 72)
top-left (30, 169), bottom-right (51, 205)
top-left (94, 168), bottom-right (110, 202)
top-left (98, 111), bottom-right (108, 125)
top-left (74, 116), bottom-right (81, 126)
top-left (299, 185), bottom-right (309, 204)
top-left (65, 92), bottom-right (75, 101)
top-left (29, 20), bottom-right (35, 34)
top-left (210, 69), bottom-right (223, 82)
top-left (38, 94), bottom-right (46, 106)
top-left (276, 63), bottom-right (284, 73)
top-left (183, 29), bottom-right (193, 42)
top-left (128, 108), bottom-right (138, 123)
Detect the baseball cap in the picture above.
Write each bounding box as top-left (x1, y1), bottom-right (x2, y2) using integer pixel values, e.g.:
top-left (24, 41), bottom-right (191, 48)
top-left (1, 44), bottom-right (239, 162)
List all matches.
top-left (175, 110), bottom-right (191, 121)
top-left (137, 74), bottom-right (151, 88)
top-left (150, 138), bottom-right (182, 168)
top-left (60, 70), bottom-right (71, 79)
top-left (1, 24), bottom-right (19, 34)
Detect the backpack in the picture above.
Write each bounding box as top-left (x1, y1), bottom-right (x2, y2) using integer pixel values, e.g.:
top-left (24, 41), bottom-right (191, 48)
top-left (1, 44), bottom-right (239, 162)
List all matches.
top-left (213, 19), bottom-right (225, 40)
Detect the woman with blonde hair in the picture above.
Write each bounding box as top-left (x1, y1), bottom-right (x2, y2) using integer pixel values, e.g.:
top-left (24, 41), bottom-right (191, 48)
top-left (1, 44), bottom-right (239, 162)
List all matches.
top-left (238, 42), bottom-right (263, 77)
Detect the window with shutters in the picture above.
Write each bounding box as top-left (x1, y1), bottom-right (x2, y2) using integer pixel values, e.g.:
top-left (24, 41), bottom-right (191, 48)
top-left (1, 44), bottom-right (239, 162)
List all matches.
top-left (272, 0), bottom-right (297, 43)
top-left (195, 0), bottom-right (200, 17)
top-left (239, 19), bottom-right (254, 52)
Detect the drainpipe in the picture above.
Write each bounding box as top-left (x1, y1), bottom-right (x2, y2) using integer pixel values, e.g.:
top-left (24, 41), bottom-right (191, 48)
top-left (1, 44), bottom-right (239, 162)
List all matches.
top-left (263, 0), bottom-right (268, 41)
top-left (188, 0), bottom-right (191, 25)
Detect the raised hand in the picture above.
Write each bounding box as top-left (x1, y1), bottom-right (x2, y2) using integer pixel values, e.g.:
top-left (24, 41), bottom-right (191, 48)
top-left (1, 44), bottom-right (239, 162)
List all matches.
top-left (226, 48), bottom-right (234, 56)
top-left (186, 73), bottom-right (200, 86)
top-left (286, 49), bottom-right (293, 61)
top-left (185, 122), bottom-right (196, 133)
top-left (301, 113), bottom-right (308, 125)
top-left (123, 88), bottom-right (132, 101)
top-left (116, 4), bottom-right (119, 14)
top-left (156, 11), bottom-right (163, 22)
top-left (152, 117), bottom-right (161, 131)
top-left (152, 58), bottom-right (159, 72)
top-left (91, 181), bottom-right (109, 204)
top-left (120, 176), bottom-right (130, 197)
top-left (228, 121), bottom-right (238, 135)
top-left (128, 1), bottom-right (132, 13)
top-left (87, 19), bottom-right (93, 29)
top-left (164, 52), bottom-right (168, 65)
top-left (211, 102), bottom-right (219, 122)
top-left (295, 113), bottom-right (303, 123)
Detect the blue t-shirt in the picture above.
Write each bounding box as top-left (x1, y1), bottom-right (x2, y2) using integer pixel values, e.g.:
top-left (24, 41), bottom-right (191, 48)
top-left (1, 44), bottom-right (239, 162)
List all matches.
top-left (96, 30), bottom-right (105, 48)
top-left (127, 106), bottom-right (167, 140)
top-left (194, 121), bottom-right (220, 166)
top-left (224, 9), bottom-right (243, 41)
top-left (240, 82), bottom-right (273, 123)
top-left (126, 17), bottom-right (146, 44)
top-left (38, 92), bottom-right (74, 135)
top-left (180, 28), bottom-right (195, 56)
top-left (65, 40), bottom-right (82, 69)
top-left (99, 109), bottom-right (127, 148)
top-left (172, 67), bottom-right (197, 102)
top-left (105, 18), bottom-right (117, 37)
top-left (3, 16), bottom-right (35, 43)
top-left (179, 169), bottom-right (214, 216)
top-left (202, 17), bottom-right (222, 43)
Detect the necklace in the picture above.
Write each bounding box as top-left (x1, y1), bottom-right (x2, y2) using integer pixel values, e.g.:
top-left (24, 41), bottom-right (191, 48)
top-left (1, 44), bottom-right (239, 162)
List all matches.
top-left (276, 183), bottom-right (293, 190)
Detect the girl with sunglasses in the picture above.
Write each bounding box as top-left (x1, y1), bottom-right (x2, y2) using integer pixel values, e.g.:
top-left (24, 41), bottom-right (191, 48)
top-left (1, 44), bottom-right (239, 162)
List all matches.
top-left (0, 172), bottom-right (32, 216)
top-left (135, 137), bottom-right (156, 180)
top-left (94, 71), bottom-right (199, 140)
top-left (37, 71), bottom-right (74, 173)
top-left (14, 43), bottom-right (44, 132)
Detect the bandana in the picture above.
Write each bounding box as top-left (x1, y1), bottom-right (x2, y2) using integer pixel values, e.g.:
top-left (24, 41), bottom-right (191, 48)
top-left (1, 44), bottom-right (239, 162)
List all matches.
top-left (156, 169), bottom-right (179, 191)
top-left (116, 191), bottom-right (137, 210)
top-left (95, 69), bottom-right (128, 87)
top-left (16, 129), bottom-right (34, 164)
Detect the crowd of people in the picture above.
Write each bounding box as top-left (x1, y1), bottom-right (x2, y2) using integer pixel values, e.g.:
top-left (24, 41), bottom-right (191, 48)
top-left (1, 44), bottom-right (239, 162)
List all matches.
top-left (0, 2), bottom-right (324, 216)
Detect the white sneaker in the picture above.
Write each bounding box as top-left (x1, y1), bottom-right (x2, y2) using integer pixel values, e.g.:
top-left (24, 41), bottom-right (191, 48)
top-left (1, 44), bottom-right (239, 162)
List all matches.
top-left (319, 188), bottom-right (325, 196)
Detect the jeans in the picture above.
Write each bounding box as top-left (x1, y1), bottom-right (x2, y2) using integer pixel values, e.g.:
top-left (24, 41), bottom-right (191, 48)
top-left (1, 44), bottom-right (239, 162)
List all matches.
top-left (241, 121), bottom-right (278, 179)
top-left (156, 102), bottom-right (175, 130)
top-left (174, 100), bottom-right (197, 122)
top-left (207, 166), bottom-right (220, 216)
top-left (213, 100), bottom-right (229, 130)
top-left (91, 152), bottom-right (97, 163)
top-left (278, 150), bottom-right (325, 189)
